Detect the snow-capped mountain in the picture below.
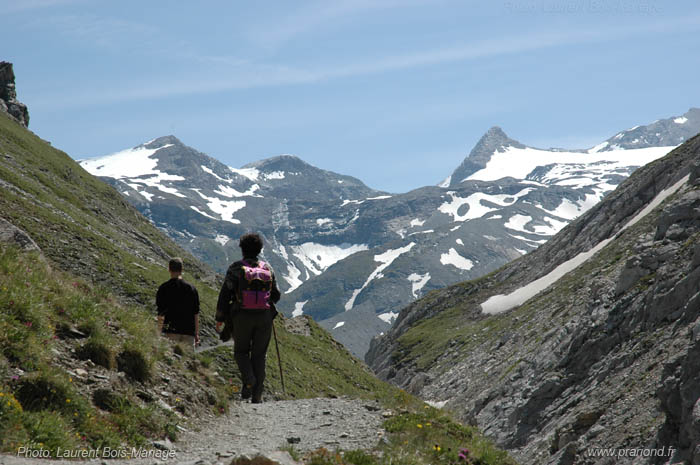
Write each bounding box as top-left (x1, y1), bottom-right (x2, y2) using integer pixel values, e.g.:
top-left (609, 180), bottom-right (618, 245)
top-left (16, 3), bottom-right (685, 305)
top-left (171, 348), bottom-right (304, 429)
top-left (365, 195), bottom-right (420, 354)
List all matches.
top-left (79, 108), bottom-right (700, 356)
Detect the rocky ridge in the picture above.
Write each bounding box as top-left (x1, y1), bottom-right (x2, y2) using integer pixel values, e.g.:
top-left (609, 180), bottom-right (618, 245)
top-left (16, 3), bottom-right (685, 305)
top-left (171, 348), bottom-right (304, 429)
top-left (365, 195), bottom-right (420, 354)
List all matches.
top-left (367, 134), bottom-right (700, 464)
top-left (0, 62), bottom-right (29, 128)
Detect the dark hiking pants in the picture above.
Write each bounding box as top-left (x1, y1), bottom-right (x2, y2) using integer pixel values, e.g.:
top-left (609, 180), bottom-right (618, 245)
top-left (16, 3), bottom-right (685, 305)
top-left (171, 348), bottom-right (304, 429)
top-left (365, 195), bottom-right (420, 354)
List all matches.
top-left (232, 310), bottom-right (273, 396)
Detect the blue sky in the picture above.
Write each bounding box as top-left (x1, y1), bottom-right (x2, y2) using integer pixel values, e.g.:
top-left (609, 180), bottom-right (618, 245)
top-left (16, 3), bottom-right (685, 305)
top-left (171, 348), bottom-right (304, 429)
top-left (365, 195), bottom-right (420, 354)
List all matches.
top-left (3, 0), bottom-right (700, 193)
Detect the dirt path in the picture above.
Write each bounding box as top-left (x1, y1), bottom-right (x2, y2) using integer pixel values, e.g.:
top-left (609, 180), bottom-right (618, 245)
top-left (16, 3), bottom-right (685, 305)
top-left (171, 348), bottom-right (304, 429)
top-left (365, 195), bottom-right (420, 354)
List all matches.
top-left (0, 397), bottom-right (388, 465)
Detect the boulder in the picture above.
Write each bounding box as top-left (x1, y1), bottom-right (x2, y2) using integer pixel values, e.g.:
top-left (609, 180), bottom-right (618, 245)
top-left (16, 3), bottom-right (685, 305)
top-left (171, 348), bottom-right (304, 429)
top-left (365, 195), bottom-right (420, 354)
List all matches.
top-left (0, 217), bottom-right (41, 253)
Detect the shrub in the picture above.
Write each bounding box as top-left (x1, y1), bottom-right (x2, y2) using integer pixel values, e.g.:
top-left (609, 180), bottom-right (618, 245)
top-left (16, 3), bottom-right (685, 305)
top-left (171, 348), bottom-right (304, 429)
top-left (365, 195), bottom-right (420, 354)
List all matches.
top-left (92, 388), bottom-right (130, 413)
top-left (21, 410), bottom-right (79, 453)
top-left (76, 339), bottom-right (115, 369)
top-left (15, 375), bottom-right (73, 413)
top-left (116, 348), bottom-right (151, 382)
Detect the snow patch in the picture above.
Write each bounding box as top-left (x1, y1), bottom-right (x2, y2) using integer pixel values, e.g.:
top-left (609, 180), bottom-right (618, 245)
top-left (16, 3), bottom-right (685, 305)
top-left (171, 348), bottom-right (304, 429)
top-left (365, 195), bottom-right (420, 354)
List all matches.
top-left (201, 165), bottom-right (228, 182)
top-left (192, 189), bottom-right (245, 224)
top-left (367, 195), bottom-right (392, 200)
top-left (456, 239), bottom-right (464, 246)
top-left (345, 243), bottom-right (416, 310)
top-left (410, 218), bottom-right (426, 227)
top-left (532, 217), bottom-right (568, 236)
top-left (440, 248), bottom-right (474, 270)
top-left (214, 234), bottom-right (230, 246)
top-left (504, 215), bottom-right (533, 233)
top-left (283, 262), bottom-right (303, 294)
top-left (341, 199), bottom-right (364, 206)
top-left (316, 218), bottom-right (333, 226)
top-left (139, 190), bottom-right (154, 202)
top-left (215, 184), bottom-right (262, 198)
top-left (263, 171), bottom-right (285, 180)
top-left (378, 312), bottom-right (399, 324)
top-left (425, 400), bottom-right (448, 409)
top-left (292, 243), bottom-right (368, 276)
top-left (481, 175), bottom-right (690, 315)
top-left (438, 176), bottom-right (452, 188)
top-left (674, 117), bottom-right (688, 124)
top-left (407, 272), bottom-right (431, 298)
top-left (333, 321), bottom-right (345, 330)
top-left (292, 301), bottom-right (308, 317)
top-left (409, 229), bottom-right (434, 236)
top-left (438, 188), bottom-right (533, 222)
top-left (229, 166), bottom-right (260, 181)
top-left (190, 206), bottom-right (217, 220)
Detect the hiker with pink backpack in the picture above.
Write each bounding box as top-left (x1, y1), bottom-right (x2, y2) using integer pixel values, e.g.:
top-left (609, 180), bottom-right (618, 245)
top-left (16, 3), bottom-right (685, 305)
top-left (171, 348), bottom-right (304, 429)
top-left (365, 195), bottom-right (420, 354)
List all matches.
top-left (216, 233), bottom-right (281, 403)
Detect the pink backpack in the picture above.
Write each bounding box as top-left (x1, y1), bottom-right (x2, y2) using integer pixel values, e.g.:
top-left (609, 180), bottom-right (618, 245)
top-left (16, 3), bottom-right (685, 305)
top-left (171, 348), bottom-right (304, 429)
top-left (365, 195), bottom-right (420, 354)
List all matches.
top-left (239, 260), bottom-right (272, 309)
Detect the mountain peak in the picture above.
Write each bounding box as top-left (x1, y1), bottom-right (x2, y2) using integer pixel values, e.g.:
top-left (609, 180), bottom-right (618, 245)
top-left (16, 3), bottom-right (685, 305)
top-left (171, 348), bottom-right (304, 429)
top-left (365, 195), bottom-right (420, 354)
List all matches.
top-left (443, 126), bottom-right (526, 187)
top-left (142, 135), bottom-right (183, 149)
top-left (243, 154), bottom-right (312, 172)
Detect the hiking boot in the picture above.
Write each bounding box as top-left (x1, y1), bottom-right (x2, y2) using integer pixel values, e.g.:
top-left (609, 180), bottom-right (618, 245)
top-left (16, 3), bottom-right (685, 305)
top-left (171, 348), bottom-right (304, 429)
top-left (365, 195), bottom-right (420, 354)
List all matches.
top-left (251, 384), bottom-right (263, 403)
top-left (241, 384), bottom-right (253, 400)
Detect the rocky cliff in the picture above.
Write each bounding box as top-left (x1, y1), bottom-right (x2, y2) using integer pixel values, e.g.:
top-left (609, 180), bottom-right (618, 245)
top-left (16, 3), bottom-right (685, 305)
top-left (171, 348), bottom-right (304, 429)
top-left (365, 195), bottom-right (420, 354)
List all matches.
top-left (367, 134), bottom-right (700, 464)
top-left (0, 62), bottom-right (29, 127)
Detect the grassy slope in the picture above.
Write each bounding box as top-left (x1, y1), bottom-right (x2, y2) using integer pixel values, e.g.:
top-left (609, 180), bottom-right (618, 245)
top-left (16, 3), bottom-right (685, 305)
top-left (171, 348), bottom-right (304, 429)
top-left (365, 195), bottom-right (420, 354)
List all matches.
top-left (0, 113), bottom-right (514, 464)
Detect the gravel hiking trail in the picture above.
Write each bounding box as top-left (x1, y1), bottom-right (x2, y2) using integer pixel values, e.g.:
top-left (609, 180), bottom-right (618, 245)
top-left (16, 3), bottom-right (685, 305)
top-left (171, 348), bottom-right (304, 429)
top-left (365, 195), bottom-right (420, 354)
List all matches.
top-left (0, 397), bottom-right (388, 465)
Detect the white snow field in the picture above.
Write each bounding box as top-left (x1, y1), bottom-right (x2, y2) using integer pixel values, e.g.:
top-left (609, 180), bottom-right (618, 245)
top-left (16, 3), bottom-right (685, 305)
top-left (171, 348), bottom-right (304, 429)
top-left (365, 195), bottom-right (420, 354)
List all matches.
top-left (466, 145), bottom-right (674, 183)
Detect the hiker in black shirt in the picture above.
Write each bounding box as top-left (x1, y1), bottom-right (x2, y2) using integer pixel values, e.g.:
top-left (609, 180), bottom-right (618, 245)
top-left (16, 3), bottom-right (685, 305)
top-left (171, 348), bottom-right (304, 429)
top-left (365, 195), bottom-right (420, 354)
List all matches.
top-left (216, 233), bottom-right (280, 403)
top-left (157, 257), bottom-right (200, 352)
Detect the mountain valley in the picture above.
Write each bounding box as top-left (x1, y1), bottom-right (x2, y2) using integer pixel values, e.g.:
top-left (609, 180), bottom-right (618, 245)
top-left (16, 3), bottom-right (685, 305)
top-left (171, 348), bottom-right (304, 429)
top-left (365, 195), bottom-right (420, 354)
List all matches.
top-left (80, 109), bottom-right (700, 356)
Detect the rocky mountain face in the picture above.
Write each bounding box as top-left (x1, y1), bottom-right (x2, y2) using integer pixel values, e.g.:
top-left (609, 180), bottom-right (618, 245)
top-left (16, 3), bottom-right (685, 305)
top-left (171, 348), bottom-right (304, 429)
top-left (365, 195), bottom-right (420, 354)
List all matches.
top-left (0, 62), bottom-right (29, 128)
top-left (79, 110), bottom-right (699, 357)
top-left (366, 134), bottom-right (700, 464)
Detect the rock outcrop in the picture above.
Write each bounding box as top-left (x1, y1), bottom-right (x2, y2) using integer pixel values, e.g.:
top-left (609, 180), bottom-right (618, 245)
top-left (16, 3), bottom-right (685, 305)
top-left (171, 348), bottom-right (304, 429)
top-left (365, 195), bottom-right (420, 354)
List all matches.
top-left (0, 217), bottom-right (41, 253)
top-left (367, 134), bottom-right (700, 464)
top-left (0, 61), bottom-right (29, 127)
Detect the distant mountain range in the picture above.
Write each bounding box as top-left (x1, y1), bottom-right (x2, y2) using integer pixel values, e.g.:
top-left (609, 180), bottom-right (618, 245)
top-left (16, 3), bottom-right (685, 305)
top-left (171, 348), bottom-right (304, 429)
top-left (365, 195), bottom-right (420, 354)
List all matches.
top-left (79, 107), bottom-right (700, 356)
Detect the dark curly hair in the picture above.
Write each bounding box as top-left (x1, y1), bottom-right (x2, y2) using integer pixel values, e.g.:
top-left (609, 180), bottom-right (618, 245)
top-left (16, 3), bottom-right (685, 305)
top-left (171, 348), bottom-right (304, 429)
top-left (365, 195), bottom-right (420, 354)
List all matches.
top-left (239, 233), bottom-right (263, 258)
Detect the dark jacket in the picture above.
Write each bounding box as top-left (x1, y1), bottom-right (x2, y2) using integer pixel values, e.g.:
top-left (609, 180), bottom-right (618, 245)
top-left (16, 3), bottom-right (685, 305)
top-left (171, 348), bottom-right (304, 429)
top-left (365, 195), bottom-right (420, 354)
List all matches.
top-left (156, 278), bottom-right (200, 336)
top-left (216, 258), bottom-right (280, 340)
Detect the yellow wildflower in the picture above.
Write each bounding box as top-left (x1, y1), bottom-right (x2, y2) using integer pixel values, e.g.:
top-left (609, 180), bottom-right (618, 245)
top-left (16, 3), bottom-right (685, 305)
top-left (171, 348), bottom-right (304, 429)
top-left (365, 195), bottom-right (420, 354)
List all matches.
top-left (417, 424), bottom-right (423, 428)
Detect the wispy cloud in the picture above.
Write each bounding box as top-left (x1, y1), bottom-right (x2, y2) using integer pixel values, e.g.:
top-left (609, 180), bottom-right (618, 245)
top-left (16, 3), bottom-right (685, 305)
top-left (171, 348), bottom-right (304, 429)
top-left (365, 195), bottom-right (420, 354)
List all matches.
top-left (33, 14), bottom-right (158, 50)
top-left (2, 0), bottom-right (86, 13)
top-left (242, 0), bottom-right (439, 49)
top-left (30, 13), bottom-right (700, 110)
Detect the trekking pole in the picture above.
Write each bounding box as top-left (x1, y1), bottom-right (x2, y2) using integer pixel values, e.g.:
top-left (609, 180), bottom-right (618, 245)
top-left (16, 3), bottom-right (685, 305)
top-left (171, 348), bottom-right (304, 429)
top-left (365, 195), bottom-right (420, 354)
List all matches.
top-left (272, 319), bottom-right (286, 396)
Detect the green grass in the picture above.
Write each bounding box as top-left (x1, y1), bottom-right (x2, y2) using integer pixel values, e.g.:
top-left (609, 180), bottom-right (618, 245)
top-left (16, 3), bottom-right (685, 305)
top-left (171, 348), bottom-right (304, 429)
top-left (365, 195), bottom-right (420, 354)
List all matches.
top-left (0, 246), bottom-right (191, 453)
